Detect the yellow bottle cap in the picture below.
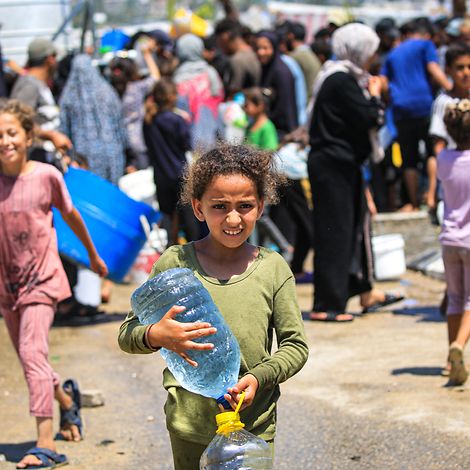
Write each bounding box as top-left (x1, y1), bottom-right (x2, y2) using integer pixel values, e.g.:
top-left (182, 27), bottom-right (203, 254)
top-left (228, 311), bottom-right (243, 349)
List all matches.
top-left (215, 391), bottom-right (245, 435)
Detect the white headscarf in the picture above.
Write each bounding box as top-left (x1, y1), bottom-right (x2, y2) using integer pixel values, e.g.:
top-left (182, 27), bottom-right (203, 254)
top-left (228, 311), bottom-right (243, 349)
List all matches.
top-left (310, 23), bottom-right (383, 162)
top-left (311, 23), bottom-right (380, 104)
top-left (333, 22), bottom-right (380, 69)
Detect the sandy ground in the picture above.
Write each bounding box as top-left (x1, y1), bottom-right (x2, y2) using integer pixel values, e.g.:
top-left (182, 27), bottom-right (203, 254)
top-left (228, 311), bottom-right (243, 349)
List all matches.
top-left (1, 270), bottom-right (470, 469)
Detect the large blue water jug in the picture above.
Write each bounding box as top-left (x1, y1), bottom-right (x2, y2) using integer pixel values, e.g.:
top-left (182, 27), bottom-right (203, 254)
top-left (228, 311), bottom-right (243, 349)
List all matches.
top-left (131, 268), bottom-right (241, 404)
top-left (53, 167), bottom-right (159, 282)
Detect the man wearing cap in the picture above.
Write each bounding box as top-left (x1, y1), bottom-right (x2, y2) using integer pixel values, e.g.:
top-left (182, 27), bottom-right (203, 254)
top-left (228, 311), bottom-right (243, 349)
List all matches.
top-left (11, 37), bottom-right (71, 152)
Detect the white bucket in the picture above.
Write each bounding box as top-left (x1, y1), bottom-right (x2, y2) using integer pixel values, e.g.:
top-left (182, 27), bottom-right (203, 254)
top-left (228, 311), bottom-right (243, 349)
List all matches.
top-left (118, 168), bottom-right (157, 206)
top-left (372, 233), bottom-right (406, 281)
top-left (74, 268), bottom-right (102, 307)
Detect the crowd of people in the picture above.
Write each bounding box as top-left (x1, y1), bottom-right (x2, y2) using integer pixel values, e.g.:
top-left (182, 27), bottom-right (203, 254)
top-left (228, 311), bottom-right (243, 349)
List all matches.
top-left (1, 6), bottom-right (470, 470)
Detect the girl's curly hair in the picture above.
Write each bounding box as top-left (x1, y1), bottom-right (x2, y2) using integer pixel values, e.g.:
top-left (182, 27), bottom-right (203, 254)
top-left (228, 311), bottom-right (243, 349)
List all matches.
top-left (0, 99), bottom-right (35, 135)
top-left (180, 144), bottom-right (286, 204)
top-left (444, 99), bottom-right (470, 147)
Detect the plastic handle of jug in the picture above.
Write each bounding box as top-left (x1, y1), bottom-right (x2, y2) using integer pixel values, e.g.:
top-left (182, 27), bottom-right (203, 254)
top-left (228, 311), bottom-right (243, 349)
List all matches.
top-left (234, 391), bottom-right (245, 414)
top-left (139, 214), bottom-right (152, 240)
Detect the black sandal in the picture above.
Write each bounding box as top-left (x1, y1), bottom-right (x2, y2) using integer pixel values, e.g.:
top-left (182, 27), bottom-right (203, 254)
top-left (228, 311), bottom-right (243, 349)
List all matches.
top-left (362, 294), bottom-right (404, 314)
top-left (309, 312), bottom-right (354, 322)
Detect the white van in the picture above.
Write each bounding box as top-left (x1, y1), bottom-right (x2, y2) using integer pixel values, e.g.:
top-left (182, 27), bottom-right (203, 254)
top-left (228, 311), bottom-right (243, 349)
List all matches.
top-left (0, 0), bottom-right (72, 65)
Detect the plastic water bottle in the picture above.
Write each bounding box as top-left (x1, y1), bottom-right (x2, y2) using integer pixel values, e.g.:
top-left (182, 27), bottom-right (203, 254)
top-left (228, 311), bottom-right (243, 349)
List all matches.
top-left (130, 267), bottom-right (241, 405)
top-left (200, 394), bottom-right (273, 470)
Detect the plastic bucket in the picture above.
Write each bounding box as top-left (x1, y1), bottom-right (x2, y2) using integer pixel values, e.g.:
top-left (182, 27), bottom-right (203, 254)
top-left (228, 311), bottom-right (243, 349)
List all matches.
top-left (54, 167), bottom-right (160, 282)
top-left (372, 233), bottom-right (406, 281)
top-left (74, 268), bottom-right (101, 307)
top-left (118, 168), bottom-right (157, 206)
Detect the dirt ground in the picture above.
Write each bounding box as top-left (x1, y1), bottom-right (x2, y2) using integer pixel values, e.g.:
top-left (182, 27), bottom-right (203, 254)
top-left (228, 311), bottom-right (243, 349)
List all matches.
top-left (1, 270), bottom-right (470, 469)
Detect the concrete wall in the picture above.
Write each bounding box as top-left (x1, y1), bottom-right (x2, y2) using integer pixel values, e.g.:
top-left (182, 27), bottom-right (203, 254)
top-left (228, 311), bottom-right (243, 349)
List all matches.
top-left (372, 211), bottom-right (440, 262)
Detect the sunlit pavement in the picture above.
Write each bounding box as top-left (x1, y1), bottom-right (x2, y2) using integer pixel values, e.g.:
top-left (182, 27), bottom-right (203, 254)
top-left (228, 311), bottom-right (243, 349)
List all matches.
top-left (1, 270), bottom-right (470, 469)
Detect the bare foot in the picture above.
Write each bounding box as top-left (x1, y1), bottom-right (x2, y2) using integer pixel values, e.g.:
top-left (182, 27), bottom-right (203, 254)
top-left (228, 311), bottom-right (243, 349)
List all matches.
top-left (360, 289), bottom-right (386, 309)
top-left (17, 453), bottom-right (43, 469)
top-left (56, 384), bottom-right (82, 441)
top-left (16, 444), bottom-right (57, 469)
top-left (398, 203), bottom-right (415, 213)
top-left (58, 419), bottom-right (81, 441)
top-left (309, 312), bottom-right (354, 322)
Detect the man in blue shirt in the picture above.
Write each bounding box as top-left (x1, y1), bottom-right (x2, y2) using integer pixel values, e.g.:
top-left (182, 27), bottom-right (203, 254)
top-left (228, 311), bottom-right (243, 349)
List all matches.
top-left (381, 20), bottom-right (451, 211)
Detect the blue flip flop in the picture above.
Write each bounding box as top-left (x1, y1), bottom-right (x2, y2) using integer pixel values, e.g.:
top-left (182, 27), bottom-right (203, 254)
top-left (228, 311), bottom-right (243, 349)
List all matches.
top-left (57, 379), bottom-right (83, 440)
top-left (18, 447), bottom-right (68, 469)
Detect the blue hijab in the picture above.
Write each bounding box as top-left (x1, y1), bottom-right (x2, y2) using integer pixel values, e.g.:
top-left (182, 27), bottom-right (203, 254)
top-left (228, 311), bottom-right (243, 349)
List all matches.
top-left (59, 55), bottom-right (128, 184)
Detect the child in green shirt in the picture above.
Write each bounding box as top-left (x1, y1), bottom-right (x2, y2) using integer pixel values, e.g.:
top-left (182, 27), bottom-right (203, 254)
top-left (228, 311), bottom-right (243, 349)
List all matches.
top-left (118, 144), bottom-right (308, 469)
top-left (244, 87), bottom-right (279, 151)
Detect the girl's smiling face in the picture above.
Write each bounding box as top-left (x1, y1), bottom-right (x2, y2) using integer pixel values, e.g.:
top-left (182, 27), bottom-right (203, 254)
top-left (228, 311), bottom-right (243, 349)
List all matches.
top-left (192, 174), bottom-right (264, 250)
top-left (0, 113), bottom-right (32, 173)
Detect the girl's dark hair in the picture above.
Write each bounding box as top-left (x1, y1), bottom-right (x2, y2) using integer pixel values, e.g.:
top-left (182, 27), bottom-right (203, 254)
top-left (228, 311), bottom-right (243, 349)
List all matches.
top-left (144, 78), bottom-right (177, 123)
top-left (109, 57), bottom-right (139, 98)
top-left (181, 144), bottom-right (285, 204)
top-left (0, 99), bottom-right (35, 135)
top-left (243, 87), bottom-right (272, 111)
top-left (444, 99), bottom-right (470, 146)
top-left (153, 78), bottom-right (177, 109)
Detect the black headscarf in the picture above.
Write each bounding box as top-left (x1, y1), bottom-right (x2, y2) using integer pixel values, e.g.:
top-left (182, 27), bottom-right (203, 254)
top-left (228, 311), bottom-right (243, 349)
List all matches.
top-left (257, 30), bottom-right (298, 136)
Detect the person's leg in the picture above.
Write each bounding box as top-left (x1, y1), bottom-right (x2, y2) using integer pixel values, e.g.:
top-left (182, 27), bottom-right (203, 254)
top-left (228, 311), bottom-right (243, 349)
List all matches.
top-left (454, 248), bottom-right (470, 348)
top-left (426, 156), bottom-right (437, 210)
top-left (454, 310), bottom-right (470, 348)
top-left (395, 118), bottom-right (421, 210)
top-left (15, 303), bottom-right (62, 468)
top-left (442, 245), bottom-right (464, 341)
top-left (285, 179), bottom-right (314, 276)
top-left (308, 155), bottom-right (355, 319)
top-left (178, 204), bottom-right (201, 242)
top-left (442, 246), bottom-right (469, 384)
top-left (169, 432), bottom-right (207, 470)
top-left (402, 169), bottom-right (420, 209)
top-left (2, 306), bottom-right (20, 354)
top-left (270, 192), bottom-right (297, 246)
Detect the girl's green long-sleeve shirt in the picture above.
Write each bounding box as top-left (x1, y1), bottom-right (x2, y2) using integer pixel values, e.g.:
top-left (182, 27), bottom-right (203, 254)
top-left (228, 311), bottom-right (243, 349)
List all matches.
top-left (118, 243), bottom-right (308, 445)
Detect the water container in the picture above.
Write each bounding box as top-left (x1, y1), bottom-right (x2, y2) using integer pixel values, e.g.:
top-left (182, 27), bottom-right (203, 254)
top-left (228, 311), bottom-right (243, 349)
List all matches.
top-left (200, 394), bottom-right (273, 470)
top-left (131, 267), bottom-right (240, 404)
top-left (74, 268), bottom-right (101, 307)
top-left (53, 167), bottom-right (159, 282)
top-left (372, 233), bottom-right (406, 281)
top-left (100, 29), bottom-right (131, 52)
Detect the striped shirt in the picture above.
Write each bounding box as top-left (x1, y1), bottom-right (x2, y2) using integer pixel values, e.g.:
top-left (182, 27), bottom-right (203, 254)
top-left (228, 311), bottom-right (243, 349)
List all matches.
top-left (0, 162), bottom-right (73, 310)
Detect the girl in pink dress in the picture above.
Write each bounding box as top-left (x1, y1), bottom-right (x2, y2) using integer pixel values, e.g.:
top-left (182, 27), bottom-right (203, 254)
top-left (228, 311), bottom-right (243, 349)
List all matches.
top-left (0, 99), bottom-right (107, 469)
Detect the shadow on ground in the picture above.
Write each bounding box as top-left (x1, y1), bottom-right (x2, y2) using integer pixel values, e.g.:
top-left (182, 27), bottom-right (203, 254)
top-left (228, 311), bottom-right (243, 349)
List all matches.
top-left (391, 366), bottom-right (443, 377)
top-left (0, 441), bottom-right (35, 463)
top-left (53, 312), bottom-right (127, 328)
top-left (392, 305), bottom-right (444, 323)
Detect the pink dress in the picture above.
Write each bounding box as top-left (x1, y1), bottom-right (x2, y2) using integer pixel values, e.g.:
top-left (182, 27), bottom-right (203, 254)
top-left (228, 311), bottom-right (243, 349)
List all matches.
top-left (0, 162), bottom-right (73, 311)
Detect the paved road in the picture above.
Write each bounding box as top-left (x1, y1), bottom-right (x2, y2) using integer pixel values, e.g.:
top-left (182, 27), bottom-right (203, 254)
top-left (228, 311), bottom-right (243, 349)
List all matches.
top-left (1, 271), bottom-right (469, 469)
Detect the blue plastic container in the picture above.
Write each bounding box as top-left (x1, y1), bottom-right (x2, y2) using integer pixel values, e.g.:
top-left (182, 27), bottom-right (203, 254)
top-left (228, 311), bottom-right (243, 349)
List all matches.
top-left (54, 167), bottom-right (159, 282)
top-left (100, 29), bottom-right (131, 52)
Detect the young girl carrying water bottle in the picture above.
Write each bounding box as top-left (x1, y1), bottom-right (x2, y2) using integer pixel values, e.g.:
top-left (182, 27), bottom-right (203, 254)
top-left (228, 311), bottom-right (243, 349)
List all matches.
top-left (119, 144), bottom-right (309, 469)
top-left (438, 99), bottom-right (470, 386)
top-left (0, 99), bottom-right (107, 469)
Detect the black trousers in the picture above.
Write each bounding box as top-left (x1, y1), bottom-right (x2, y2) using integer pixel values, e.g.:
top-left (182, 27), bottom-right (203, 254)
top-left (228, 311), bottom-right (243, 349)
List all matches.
top-left (270, 179), bottom-right (314, 274)
top-left (308, 153), bottom-right (373, 313)
top-left (155, 176), bottom-right (200, 242)
top-left (394, 116), bottom-right (433, 170)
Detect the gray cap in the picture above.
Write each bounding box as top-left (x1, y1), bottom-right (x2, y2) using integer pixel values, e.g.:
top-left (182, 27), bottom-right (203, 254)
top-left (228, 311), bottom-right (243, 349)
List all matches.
top-left (27, 38), bottom-right (56, 61)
